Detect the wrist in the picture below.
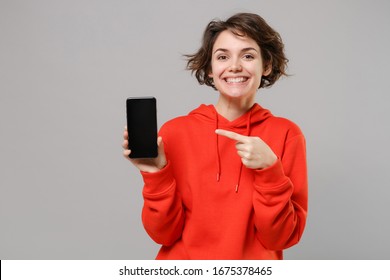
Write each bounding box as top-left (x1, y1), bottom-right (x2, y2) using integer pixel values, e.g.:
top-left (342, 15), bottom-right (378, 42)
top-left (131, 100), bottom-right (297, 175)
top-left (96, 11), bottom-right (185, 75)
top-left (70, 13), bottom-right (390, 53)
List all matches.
top-left (142, 161), bottom-right (167, 173)
top-left (264, 153), bottom-right (277, 169)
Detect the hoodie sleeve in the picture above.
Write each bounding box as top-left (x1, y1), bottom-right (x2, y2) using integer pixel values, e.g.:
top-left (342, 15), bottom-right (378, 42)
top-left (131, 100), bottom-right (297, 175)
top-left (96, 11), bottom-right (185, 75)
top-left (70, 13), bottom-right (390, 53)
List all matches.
top-left (252, 133), bottom-right (308, 251)
top-left (140, 161), bottom-right (185, 246)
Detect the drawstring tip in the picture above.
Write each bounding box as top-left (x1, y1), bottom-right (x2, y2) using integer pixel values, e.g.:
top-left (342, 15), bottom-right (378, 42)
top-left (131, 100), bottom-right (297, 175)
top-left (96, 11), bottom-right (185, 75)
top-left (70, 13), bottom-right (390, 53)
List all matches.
top-left (216, 173), bottom-right (220, 182)
top-left (235, 184), bottom-right (239, 193)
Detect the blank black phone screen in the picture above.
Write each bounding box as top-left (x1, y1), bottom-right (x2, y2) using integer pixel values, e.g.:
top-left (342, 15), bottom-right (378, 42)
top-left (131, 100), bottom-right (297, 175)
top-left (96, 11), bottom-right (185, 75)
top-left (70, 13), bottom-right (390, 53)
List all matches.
top-left (126, 97), bottom-right (158, 158)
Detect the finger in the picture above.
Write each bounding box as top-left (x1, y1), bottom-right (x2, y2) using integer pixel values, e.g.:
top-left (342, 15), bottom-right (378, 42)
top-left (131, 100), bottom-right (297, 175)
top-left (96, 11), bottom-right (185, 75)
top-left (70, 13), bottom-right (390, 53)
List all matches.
top-left (241, 157), bottom-right (250, 166)
top-left (122, 140), bottom-right (128, 149)
top-left (157, 136), bottom-right (165, 154)
top-left (156, 136), bottom-right (167, 169)
top-left (215, 129), bottom-right (247, 142)
top-left (123, 149), bottom-right (131, 158)
top-left (235, 142), bottom-right (247, 151)
top-left (123, 129), bottom-right (128, 140)
top-left (237, 150), bottom-right (250, 159)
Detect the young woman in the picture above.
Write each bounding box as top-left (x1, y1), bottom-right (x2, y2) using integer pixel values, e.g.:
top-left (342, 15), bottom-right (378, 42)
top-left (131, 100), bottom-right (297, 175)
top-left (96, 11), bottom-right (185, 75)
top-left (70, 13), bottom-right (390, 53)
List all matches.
top-left (122, 13), bottom-right (308, 260)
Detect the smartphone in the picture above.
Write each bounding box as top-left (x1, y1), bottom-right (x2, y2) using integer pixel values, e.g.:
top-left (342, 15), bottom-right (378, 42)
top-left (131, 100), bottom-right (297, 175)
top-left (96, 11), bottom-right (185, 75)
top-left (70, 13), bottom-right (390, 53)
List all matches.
top-left (126, 97), bottom-right (158, 158)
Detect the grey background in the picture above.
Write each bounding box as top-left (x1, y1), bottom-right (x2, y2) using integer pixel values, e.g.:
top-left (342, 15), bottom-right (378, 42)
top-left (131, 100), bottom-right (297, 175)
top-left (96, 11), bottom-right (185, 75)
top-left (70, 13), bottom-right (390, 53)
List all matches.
top-left (1, 0), bottom-right (389, 259)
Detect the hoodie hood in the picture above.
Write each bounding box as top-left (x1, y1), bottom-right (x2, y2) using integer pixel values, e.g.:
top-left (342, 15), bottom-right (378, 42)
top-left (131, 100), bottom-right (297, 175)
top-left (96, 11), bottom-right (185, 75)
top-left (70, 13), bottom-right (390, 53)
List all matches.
top-left (189, 104), bottom-right (273, 192)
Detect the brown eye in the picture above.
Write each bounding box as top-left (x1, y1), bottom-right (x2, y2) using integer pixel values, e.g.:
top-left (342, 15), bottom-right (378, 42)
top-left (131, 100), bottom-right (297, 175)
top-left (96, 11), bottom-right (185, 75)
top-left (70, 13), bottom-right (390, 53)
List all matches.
top-left (243, 54), bottom-right (255, 60)
top-left (217, 54), bottom-right (228, 60)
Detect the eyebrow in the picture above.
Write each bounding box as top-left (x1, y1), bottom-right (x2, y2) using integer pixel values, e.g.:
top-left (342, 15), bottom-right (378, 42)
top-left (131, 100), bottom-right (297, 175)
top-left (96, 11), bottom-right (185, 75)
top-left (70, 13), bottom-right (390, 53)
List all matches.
top-left (213, 47), bottom-right (259, 54)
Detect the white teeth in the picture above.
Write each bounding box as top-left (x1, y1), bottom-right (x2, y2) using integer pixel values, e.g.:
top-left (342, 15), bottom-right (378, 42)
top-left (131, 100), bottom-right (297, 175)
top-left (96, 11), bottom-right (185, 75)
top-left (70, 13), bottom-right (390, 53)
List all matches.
top-left (225, 77), bottom-right (248, 83)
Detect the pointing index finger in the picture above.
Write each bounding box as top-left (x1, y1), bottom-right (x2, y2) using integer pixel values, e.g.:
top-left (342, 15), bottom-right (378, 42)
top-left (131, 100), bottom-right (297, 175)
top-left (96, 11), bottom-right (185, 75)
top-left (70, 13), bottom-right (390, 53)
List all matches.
top-left (215, 129), bottom-right (247, 142)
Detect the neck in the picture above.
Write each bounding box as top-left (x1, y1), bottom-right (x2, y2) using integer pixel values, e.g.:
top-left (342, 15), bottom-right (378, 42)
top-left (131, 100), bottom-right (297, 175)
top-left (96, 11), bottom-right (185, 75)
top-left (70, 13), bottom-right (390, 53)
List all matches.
top-left (215, 96), bottom-right (255, 121)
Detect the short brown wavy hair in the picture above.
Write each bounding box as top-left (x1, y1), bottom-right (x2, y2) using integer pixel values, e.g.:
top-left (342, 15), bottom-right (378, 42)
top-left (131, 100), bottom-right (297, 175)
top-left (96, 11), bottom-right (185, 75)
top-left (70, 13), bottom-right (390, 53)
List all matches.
top-left (185, 13), bottom-right (288, 89)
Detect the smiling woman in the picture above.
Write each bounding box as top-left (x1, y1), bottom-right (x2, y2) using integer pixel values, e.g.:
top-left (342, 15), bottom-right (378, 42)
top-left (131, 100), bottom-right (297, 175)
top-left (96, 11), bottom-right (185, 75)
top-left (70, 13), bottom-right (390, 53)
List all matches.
top-left (209, 30), bottom-right (269, 119)
top-left (186, 13), bottom-right (288, 90)
top-left (122, 12), bottom-right (308, 260)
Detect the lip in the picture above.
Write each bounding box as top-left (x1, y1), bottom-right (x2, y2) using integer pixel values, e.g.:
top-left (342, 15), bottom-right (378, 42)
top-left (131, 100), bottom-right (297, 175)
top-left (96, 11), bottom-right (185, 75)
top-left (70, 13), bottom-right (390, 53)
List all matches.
top-left (223, 76), bottom-right (249, 84)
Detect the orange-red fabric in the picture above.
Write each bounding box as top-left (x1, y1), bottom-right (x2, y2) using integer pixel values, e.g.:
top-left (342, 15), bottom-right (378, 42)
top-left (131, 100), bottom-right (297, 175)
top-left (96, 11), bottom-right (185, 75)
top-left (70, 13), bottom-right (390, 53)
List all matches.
top-left (140, 104), bottom-right (308, 259)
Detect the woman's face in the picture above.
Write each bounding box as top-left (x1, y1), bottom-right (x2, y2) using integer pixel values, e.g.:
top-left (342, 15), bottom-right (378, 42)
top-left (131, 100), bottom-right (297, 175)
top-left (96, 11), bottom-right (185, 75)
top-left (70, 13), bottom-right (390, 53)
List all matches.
top-left (209, 30), bottom-right (270, 101)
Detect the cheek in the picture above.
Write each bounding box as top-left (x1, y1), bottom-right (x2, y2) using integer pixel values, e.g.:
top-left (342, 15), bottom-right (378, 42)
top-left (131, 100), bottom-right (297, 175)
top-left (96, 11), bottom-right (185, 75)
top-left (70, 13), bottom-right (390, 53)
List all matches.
top-left (209, 61), bottom-right (224, 77)
top-left (252, 66), bottom-right (265, 79)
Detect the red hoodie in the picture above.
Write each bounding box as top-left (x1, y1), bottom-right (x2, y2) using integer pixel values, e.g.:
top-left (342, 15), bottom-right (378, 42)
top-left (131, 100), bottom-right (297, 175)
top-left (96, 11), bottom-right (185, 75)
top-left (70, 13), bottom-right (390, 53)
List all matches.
top-left (140, 104), bottom-right (308, 259)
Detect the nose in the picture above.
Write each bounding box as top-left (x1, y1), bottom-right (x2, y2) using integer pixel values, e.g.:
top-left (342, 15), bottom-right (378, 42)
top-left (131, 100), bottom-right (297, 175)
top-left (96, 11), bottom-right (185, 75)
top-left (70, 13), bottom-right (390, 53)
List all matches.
top-left (229, 58), bottom-right (242, 72)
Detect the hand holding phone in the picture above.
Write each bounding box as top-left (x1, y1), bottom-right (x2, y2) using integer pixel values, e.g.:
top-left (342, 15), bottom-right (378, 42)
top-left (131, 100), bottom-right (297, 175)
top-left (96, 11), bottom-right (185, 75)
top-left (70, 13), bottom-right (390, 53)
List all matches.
top-left (123, 97), bottom-right (167, 173)
top-left (126, 97), bottom-right (158, 158)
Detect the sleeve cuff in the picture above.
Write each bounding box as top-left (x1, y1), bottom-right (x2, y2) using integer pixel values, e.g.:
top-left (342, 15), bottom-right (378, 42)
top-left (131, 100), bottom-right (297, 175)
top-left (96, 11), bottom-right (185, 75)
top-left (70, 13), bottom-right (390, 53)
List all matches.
top-left (141, 161), bottom-right (175, 196)
top-left (253, 159), bottom-right (289, 189)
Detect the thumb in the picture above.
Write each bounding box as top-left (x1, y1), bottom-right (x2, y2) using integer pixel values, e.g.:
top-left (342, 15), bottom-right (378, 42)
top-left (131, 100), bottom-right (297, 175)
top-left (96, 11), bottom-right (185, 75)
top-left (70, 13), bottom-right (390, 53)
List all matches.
top-left (156, 136), bottom-right (167, 169)
top-left (157, 136), bottom-right (164, 152)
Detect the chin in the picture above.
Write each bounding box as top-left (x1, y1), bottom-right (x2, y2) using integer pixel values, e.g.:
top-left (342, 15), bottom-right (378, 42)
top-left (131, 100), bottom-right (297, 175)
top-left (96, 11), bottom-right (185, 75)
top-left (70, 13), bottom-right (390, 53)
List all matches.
top-left (219, 87), bottom-right (256, 98)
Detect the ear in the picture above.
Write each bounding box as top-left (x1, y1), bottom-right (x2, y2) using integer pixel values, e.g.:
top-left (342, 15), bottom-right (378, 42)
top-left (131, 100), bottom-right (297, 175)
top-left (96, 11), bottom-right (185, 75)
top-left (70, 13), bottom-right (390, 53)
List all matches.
top-left (263, 63), bottom-right (272, 77)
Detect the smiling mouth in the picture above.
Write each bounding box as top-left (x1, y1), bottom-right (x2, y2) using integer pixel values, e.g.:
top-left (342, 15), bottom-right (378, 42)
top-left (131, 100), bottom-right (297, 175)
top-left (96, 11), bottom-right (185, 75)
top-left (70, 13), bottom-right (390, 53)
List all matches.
top-left (224, 77), bottom-right (248, 84)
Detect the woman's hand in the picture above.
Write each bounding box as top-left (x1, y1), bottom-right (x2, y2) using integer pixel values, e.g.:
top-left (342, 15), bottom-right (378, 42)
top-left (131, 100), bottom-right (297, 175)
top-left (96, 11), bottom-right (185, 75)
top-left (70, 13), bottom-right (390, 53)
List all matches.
top-left (122, 127), bottom-right (167, 173)
top-left (215, 129), bottom-right (277, 170)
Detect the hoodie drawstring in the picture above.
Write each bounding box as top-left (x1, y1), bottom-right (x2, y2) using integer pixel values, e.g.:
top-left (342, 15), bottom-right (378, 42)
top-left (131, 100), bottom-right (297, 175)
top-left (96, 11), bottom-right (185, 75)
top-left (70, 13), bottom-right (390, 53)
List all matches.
top-left (215, 107), bottom-right (253, 193)
top-left (234, 109), bottom-right (252, 193)
top-left (215, 111), bottom-right (221, 182)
